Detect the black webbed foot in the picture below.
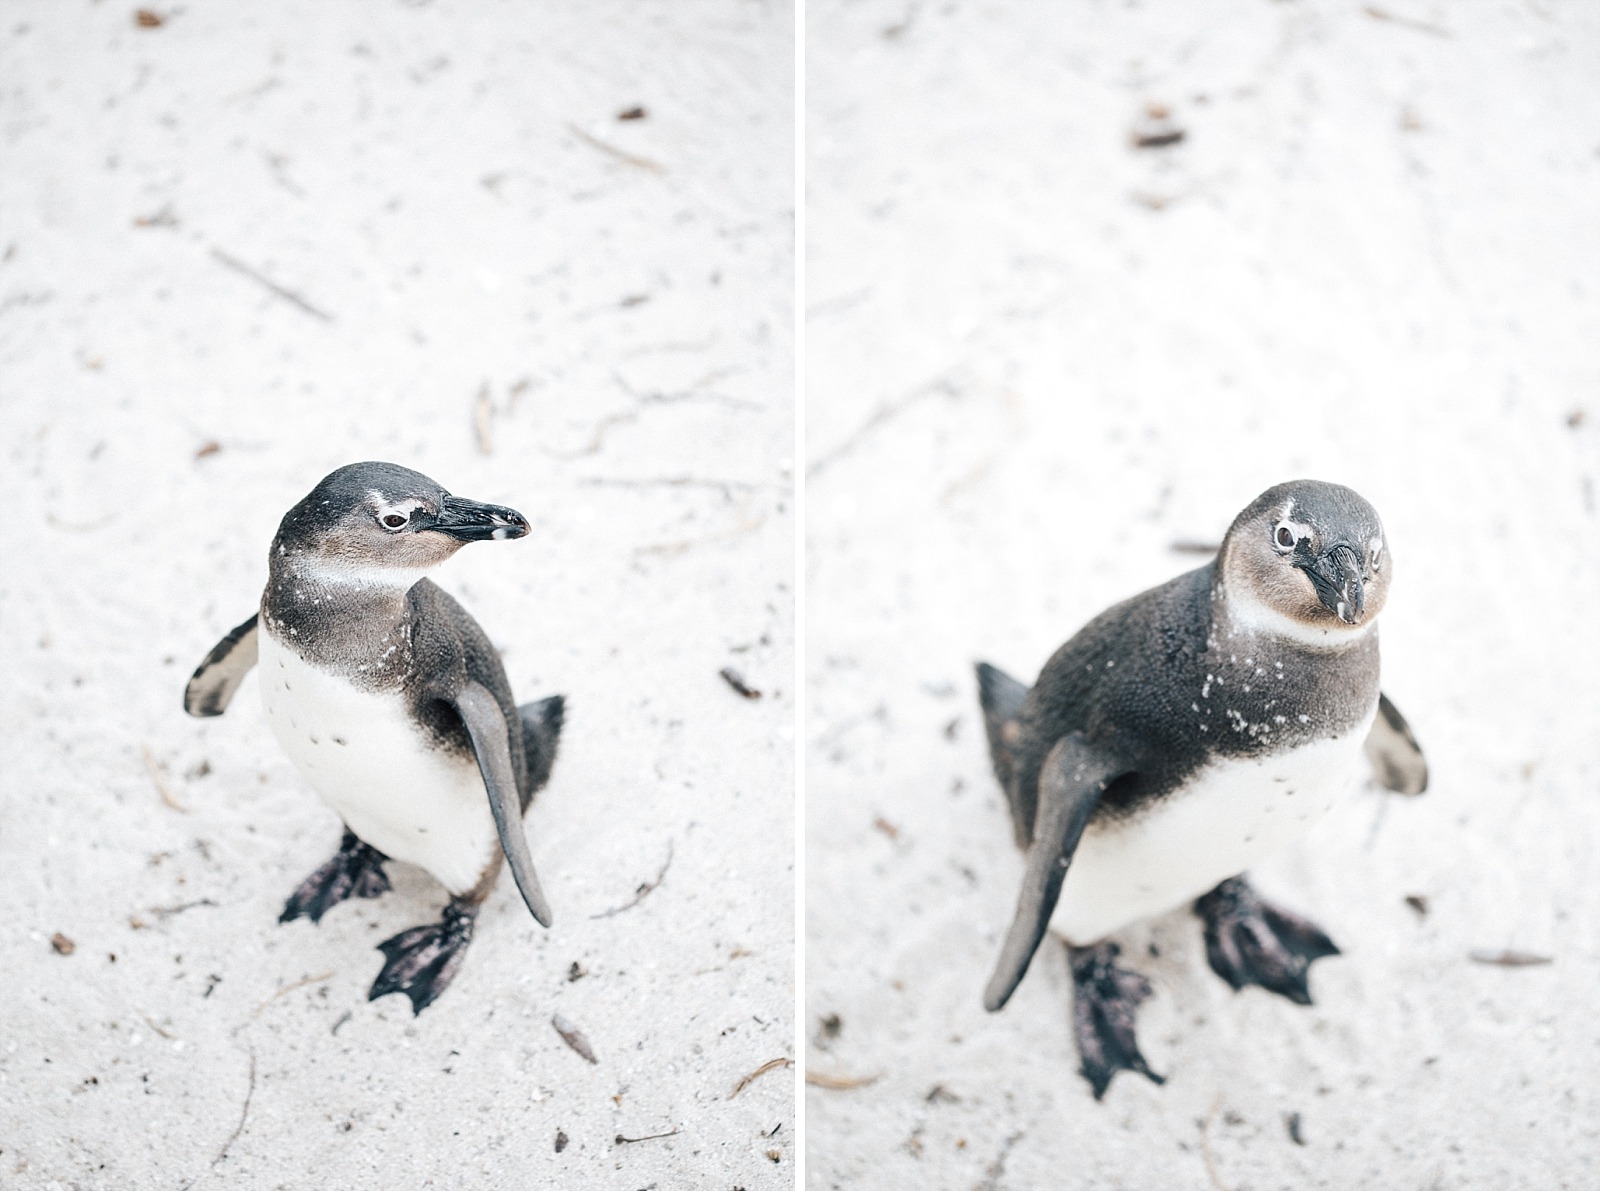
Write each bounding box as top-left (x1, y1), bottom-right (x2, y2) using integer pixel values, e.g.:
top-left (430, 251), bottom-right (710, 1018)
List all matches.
top-left (370, 899), bottom-right (480, 1015)
top-left (279, 830), bottom-right (392, 924)
top-left (1194, 876), bottom-right (1339, 1006)
top-left (1069, 940), bottom-right (1165, 1100)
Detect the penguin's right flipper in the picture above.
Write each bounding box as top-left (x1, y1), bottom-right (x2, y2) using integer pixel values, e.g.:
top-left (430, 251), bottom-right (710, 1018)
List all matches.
top-left (983, 733), bottom-right (1120, 1012)
top-left (975, 661), bottom-right (1031, 846)
top-left (1363, 691), bottom-right (1428, 795)
top-left (454, 681), bottom-right (554, 927)
top-left (182, 613), bottom-right (259, 717)
top-left (517, 694), bottom-right (565, 800)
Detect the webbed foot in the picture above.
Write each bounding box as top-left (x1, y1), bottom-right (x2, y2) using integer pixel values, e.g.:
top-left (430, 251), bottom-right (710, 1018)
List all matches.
top-left (370, 899), bottom-right (479, 1015)
top-left (1069, 940), bottom-right (1165, 1100)
top-left (279, 830), bottom-right (392, 924)
top-left (1194, 875), bottom-right (1339, 1006)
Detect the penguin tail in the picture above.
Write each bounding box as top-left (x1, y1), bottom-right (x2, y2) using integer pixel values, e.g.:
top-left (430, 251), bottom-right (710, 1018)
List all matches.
top-left (518, 695), bottom-right (565, 795)
top-left (975, 661), bottom-right (1029, 790)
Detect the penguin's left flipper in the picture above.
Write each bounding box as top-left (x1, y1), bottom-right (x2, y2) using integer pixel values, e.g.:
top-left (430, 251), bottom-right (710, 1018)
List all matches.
top-left (182, 613), bottom-right (259, 717)
top-left (983, 733), bottom-right (1121, 1012)
top-left (454, 681), bottom-right (554, 928)
top-left (976, 661), bottom-right (1033, 849)
top-left (1364, 691), bottom-right (1428, 795)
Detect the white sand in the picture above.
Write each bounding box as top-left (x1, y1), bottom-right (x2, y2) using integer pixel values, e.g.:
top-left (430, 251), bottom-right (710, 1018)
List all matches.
top-left (806, 2), bottom-right (1599, 1187)
top-left (0, 3), bottom-right (793, 1187)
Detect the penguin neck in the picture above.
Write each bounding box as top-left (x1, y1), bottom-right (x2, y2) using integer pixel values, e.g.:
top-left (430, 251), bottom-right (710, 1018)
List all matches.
top-left (1210, 570), bottom-right (1378, 654)
top-left (262, 549), bottom-right (428, 677)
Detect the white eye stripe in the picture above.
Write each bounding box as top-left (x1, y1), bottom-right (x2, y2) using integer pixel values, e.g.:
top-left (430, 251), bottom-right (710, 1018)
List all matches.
top-left (369, 492), bottom-right (426, 527)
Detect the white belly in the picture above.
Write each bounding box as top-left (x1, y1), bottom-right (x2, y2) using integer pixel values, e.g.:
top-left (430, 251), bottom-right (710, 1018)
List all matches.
top-left (1050, 709), bottom-right (1376, 944)
top-left (257, 627), bottom-right (498, 896)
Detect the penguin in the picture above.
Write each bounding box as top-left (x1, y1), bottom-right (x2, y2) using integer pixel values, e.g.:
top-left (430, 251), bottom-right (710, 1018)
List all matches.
top-left (183, 461), bottom-right (564, 1013)
top-left (975, 479), bottom-right (1428, 1098)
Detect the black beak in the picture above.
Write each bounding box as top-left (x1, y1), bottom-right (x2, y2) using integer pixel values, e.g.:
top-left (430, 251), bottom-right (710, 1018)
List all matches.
top-left (1294, 541), bottom-right (1365, 624)
top-left (429, 495), bottom-right (529, 543)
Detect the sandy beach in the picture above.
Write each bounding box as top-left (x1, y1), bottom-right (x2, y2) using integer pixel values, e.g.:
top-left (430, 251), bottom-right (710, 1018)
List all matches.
top-left (806, 2), bottom-right (1599, 1187)
top-left (0, 3), bottom-right (794, 1187)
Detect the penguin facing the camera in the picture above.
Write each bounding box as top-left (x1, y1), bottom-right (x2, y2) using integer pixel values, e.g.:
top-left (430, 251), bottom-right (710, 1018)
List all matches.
top-left (977, 479), bottom-right (1427, 1097)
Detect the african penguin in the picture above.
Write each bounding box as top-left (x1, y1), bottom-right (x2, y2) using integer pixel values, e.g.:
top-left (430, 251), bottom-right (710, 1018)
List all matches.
top-left (976, 479), bottom-right (1428, 1098)
top-left (184, 461), bottom-right (565, 1013)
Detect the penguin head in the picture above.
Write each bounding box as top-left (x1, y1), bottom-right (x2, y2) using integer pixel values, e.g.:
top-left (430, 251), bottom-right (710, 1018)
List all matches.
top-left (1220, 480), bottom-right (1390, 636)
top-left (272, 462), bottom-right (529, 582)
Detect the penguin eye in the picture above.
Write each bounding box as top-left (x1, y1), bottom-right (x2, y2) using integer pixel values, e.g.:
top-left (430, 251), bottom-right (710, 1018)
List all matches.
top-left (1274, 525), bottom-right (1295, 549)
top-left (382, 513), bottom-right (408, 529)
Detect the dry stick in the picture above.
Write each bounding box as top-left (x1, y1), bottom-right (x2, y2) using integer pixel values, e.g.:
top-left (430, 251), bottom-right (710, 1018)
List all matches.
top-left (1200, 1093), bottom-right (1233, 1191)
top-left (178, 1048), bottom-right (256, 1191)
top-left (804, 1070), bottom-right (880, 1090)
top-left (730, 1057), bottom-right (793, 1100)
top-left (590, 842), bottom-right (674, 919)
top-left (251, 971), bottom-right (335, 1019)
top-left (1363, 5), bottom-right (1452, 36)
top-left (142, 745), bottom-right (188, 812)
top-left (806, 375), bottom-right (960, 479)
top-left (615, 1128), bottom-right (679, 1144)
top-left (578, 476), bottom-right (761, 496)
top-left (141, 1013), bottom-right (177, 1041)
top-left (1469, 949), bottom-right (1553, 967)
top-left (566, 123), bottom-right (665, 172)
top-left (149, 898), bottom-right (217, 920)
top-left (210, 248), bottom-right (334, 322)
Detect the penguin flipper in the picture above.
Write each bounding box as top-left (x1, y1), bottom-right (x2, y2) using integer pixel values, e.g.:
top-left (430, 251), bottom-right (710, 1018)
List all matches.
top-left (517, 695), bottom-right (565, 803)
top-left (984, 733), bottom-right (1120, 1012)
top-left (454, 681), bottom-right (554, 927)
top-left (1364, 691), bottom-right (1428, 795)
top-left (975, 661), bottom-right (1033, 848)
top-left (182, 613), bottom-right (259, 717)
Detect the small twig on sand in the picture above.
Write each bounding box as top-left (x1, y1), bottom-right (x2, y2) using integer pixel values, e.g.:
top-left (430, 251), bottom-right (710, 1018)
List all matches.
top-left (143, 745), bottom-right (188, 812)
top-left (251, 971), bottom-right (335, 1019)
top-left (973, 1131), bottom-right (1024, 1191)
top-left (210, 247), bottom-right (334, 322)
top-left (719, 668), bottom-right (762, 700)
top-left (579, 476), bottom-right (760, 498)
top-left (179, 1048), bottom-right (256, 1190)
top-left (148, 898), bottom-right (218, 921)
top-left (615, 1128), bottom-right (679, 1144)
top-left (807, 375), bottom-right (960, 479)
top-left (1200, 1094), bottom-right (1233, 1191)
top-left (567, 122), bottom-right (665, 172)
top-left (730, 1057), bottom-right (793, 1099)
top-left (804, 1070), bottom-right (880, 1090)
top-left (633, 513), bottom-right (767, 559)
top-left (1363, 5), bottom-right (1452, 36)
top-left (590, 842), bottom-right (674, 919)
top-left (1469, 949), bottom-right (1553, 967)
top-left (1169, 539), bottom-right (1220, 556)
top-left (552, 1014), bottom-right (599, 1064)
top-left (141, 1013), bottom-right (177, 1040)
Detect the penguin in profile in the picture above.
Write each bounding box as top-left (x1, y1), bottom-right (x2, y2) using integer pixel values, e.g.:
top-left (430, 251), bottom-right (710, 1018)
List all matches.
top-left (184, 461), bottom-right (564, 1013)
top-left (976, 479), bottom-right (1428, 1097)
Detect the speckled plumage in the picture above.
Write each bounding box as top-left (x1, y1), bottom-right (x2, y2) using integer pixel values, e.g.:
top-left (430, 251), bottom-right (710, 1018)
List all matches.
top-left (976, 479), bottom-right (1427, 1099)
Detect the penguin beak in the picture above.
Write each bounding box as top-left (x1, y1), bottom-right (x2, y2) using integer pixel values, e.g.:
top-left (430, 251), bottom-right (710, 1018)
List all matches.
top-left (1295, 542), bottom-right (1365, 624)
top-left (429, 496), bottom-right (530, 543)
